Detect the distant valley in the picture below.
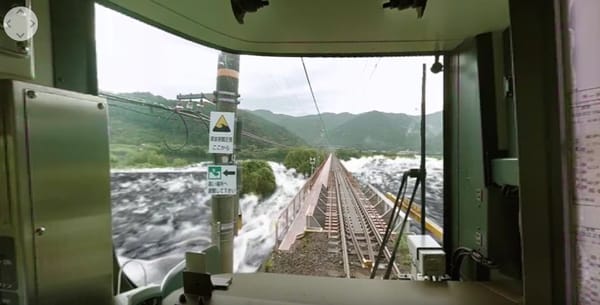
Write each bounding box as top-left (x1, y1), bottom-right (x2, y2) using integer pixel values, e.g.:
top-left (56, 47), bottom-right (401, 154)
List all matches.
top-left (252, 109), bottom-right (443, 153)
top-left (106, 92), bottom-right (442, 167)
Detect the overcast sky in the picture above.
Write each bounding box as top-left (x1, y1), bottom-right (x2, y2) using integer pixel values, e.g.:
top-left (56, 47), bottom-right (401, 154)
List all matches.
top-left (95, 4), bottom-right (443, 116)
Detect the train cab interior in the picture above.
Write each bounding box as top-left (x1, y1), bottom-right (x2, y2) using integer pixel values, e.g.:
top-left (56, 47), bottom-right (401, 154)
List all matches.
top-left (0, 0), bottom-right (593, 305)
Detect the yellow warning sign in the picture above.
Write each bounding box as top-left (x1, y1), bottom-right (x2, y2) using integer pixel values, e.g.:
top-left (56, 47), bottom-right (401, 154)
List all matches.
top-left (208, 111), bottom-right (235, 153)
top-left (213, 115), bottom-right (231, 132)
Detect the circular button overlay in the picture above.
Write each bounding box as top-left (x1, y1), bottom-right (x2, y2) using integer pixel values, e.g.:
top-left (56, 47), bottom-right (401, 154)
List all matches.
top-left (3, 6), bottom-right (38, 42)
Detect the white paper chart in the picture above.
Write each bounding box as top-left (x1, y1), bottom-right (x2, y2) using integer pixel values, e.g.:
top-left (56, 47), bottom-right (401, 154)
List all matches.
top-left (570, 0), bottom-right (600, 303)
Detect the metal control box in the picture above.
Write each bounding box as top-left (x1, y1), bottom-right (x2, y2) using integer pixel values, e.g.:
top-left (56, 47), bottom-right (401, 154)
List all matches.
top-left (407, 235), bottom-right (446, 278)
top-left (0, 80), bottom-right (113, 305)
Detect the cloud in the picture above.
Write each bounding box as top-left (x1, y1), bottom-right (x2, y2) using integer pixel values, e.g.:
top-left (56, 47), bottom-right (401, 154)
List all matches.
top-left (95, 4), bottom-right (443, 116)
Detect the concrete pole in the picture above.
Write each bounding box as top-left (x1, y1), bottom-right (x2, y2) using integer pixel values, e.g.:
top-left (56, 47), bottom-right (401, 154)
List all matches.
top-left (420, 63), bottom-right (427, 235)
top-left (211, 52), bottom-right (240, 274)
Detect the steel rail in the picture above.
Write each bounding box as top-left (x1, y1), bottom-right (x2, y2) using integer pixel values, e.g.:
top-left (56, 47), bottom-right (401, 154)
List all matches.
top-left (326, 174), bottom-right (337, 239)
top-left (333, 171), bottom-right (351, 278)
top-left (332, 156), bottom-right (400, 277)
top-left (336, 170), bottom-right (368, 268)
top-left (337, 169), bottom-right (375, 267)
top-left (341, 167), bottom-right (401, 276)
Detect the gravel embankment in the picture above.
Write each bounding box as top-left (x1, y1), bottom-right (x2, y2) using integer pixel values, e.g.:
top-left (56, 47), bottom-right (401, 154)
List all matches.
top-left (266, 232), bottom-right (346, 277)
top-left (265, 232), bottom-right (412, 278)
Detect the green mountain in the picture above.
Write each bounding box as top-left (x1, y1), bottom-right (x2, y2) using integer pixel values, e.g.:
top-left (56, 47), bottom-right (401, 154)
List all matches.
top-left (237, 111), bottom-right (307, 147)
top-left (251, 109), bottom-right (443, 153)
top-left (106, 91), bottom-right (442, 169)
top-left (108, 92), bottom-right (305, 148)
top-left (106, 92), bottom-right (306, 167)
top-left (252, 110), bottom-right (354, 145)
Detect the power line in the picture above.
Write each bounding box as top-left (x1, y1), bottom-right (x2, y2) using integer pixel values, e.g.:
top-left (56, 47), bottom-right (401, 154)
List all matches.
top-left (300, 57), bottom-right (331, 146)
top-left (367, 57), bottom-right (383, 81)
top-left (162, 111), bottom-right (190, 152)
top-left (103, 93), bottom-right (290, 149)
top-left (108, 103), bottom-right (164, 119)
top-left (107, 101), bottom-right (191, 151)
top-left (357, 57), bottom-right (383, 104)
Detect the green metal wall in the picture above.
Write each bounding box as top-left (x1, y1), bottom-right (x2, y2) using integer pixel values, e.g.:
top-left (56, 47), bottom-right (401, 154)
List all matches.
top-left (444, 32), bottom-right (522, 282)
top-left (447, 38), bottom-right (488, 255)
top-left (0, 0), bottom-right (97, 93)
top-left (49, 0), bottom-right (98, 94)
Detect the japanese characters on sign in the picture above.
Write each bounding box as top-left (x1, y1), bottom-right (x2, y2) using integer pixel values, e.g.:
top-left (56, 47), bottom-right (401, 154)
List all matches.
top-left (207, 165), bottom-right (237, 195)
top-left (208, 111), bottom-right (235, 154)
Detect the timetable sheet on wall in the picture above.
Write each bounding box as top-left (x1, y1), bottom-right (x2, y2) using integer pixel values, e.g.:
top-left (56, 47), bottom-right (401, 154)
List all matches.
top-left (570, 0), bottom-right (600, 304)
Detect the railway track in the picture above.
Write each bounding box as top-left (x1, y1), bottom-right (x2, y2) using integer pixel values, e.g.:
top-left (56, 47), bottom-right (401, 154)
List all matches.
top-left (327, 156), bottom-right (400, 278)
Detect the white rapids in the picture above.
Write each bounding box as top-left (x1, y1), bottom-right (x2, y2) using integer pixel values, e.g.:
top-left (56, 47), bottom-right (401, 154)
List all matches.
top-left (112, 156), bottom-right (443, 285)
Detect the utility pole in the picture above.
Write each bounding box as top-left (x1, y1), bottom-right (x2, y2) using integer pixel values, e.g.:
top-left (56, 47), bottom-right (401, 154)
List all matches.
top-left (420, 63), bottom-right (427, 235)
top-left (210, 52), bottom-right (241, 273)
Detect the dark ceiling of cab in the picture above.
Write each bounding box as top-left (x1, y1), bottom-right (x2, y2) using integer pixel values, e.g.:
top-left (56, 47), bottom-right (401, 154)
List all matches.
top-left (99, 0), bottom-right (509, 55)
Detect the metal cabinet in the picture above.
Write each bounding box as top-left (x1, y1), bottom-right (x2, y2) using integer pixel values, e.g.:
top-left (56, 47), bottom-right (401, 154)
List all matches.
top-left (0, 80), bottom-right (113, 305)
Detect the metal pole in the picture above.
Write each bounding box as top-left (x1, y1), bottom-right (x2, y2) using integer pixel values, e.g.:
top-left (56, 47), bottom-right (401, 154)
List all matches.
top-left (211, 52), bottom-right (240, 273)
top-left (420, 63), bottom-right (427, 235)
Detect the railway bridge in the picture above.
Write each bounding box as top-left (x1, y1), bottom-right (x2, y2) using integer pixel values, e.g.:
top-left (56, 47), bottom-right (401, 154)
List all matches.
top-left (273, 154), bottom-right (441, 278)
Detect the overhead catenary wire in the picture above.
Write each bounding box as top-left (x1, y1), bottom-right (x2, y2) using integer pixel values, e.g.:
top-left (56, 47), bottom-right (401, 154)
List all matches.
top-left (300, 57), bottom-right (331, 146)
top-left (104, 94), bottom-right (192, 151)
top-left (367, 57), bottom-right (383, 82)
top-left (109, 103), bottom-right (165, 119)
top-left (357, 57), bottom-right (383, 104)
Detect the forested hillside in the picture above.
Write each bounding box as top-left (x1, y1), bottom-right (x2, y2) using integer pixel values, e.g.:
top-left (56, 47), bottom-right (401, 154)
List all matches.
top-left (108, 92), bottom-right (443, 168)
top-left (107, 92), bottom-right (305, 168)
top-left (252, 109), bottom-right (443, 153)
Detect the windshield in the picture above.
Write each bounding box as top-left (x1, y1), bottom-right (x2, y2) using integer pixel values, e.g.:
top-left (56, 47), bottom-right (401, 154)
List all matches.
top-left (96, 4), bottom-right (444, 286)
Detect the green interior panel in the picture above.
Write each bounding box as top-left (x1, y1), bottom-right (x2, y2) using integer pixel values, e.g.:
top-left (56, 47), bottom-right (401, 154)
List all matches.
top-left (49, 0), bottom-right (98, 94)
top-left (31, 0), bottom-right (54, 87)
top-left (451, 39), bottom-right (487, 254)
top-left (446, 31), bottom-right (522, 282)
top-left (97, 0), bottom-right (510, 55)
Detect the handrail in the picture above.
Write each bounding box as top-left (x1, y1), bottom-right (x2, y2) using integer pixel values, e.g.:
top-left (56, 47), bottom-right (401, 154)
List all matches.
top-left (274, 154), bottom-right (332, 244)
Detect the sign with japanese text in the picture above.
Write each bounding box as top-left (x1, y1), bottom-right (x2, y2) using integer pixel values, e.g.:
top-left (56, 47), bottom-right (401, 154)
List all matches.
top-left (208, 111), bottom-right (235, 154)
top-left (207, 165), bottom-right (237, 195)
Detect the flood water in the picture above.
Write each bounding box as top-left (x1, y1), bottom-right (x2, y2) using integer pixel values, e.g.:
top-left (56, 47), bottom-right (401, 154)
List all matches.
top-left (111, 156), bottom-right (443, 285)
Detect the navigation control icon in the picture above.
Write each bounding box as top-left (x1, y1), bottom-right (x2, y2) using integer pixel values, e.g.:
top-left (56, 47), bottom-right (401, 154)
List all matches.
top-left (3, 6), bottom-right (38, 42)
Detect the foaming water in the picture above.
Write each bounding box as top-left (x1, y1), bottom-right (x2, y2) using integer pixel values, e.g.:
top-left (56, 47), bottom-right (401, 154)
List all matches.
top-left (112, 162), bottom-right (305, 285)
top-left (342, 155), bottom-right (444, 225)
top-left (234, 162), bottom-right (306, 272)
top-left (112, 156), bottom-right (443, 286)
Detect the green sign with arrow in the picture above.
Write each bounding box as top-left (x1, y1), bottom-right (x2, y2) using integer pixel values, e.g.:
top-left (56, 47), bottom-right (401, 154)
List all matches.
top-left (207, 165), bottom-right (237, 195)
